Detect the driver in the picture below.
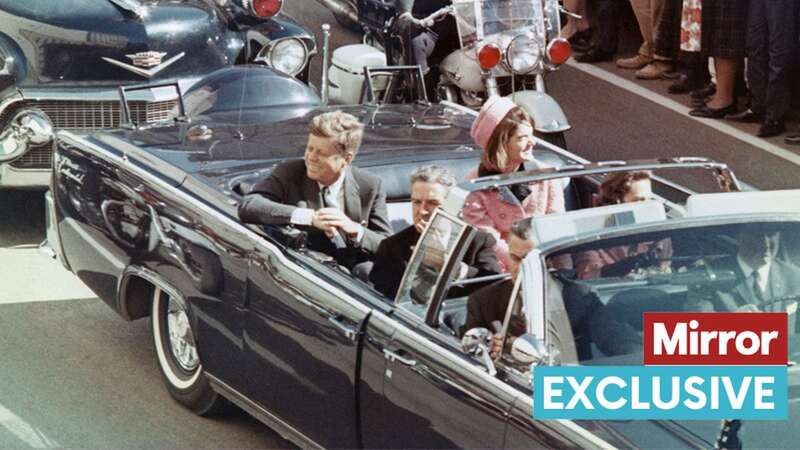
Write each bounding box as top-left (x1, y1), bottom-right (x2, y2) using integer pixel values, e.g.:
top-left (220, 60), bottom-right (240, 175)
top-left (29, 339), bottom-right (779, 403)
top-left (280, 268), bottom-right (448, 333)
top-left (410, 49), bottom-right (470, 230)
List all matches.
top-left (705, 230), bottom-right (800, 313)
top-left (395, 0), bottom-right (459, 100)
top-left (238, 111), bottom-right (393, 269)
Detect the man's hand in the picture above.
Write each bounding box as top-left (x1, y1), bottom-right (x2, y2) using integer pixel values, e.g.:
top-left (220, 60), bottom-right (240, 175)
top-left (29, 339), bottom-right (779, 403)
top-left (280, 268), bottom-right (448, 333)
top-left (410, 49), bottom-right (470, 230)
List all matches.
top-left (490, 334), bottom-right (503, 359)
top-left (313, 208), bottom-right (362, 239)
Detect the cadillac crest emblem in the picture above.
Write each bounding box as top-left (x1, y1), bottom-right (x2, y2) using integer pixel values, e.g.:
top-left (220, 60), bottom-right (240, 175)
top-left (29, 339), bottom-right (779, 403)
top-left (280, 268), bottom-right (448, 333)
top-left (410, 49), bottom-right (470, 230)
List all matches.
top-left (128, 51), bottom-right (166, 68)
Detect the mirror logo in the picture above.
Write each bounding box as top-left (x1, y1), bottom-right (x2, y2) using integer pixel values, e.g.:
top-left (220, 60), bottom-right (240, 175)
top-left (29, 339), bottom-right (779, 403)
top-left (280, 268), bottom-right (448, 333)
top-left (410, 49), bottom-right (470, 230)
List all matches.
top-left (533, 313), bottom-right (789, 420)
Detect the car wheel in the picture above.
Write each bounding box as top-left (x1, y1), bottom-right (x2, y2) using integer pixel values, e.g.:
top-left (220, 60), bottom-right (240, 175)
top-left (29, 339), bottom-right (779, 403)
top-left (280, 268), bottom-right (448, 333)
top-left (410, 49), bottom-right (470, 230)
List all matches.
top-left (151, 286), bottom-right (223, 415)
top-left (536, 131), bottom-right (567, 150)
top-left (332, 0), bottom-right (361, 33)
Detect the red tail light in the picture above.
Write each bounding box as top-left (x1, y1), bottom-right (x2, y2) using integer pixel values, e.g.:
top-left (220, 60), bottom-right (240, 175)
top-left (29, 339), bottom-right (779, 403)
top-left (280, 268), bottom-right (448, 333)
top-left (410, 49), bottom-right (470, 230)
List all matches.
top-left (477, 44), bottom-right (502, 71)
top-left (251, 0), bottom-right (282, 17)
top-left (547, 38), bottom-right (572, 65)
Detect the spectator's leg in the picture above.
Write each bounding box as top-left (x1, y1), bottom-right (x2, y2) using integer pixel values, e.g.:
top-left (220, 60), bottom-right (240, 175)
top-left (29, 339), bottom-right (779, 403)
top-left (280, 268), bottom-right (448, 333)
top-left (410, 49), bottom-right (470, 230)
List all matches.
top-left (563, 0), bottom-right (591, 38)
top-left (763, 0), bottom-right (797, 123)
top-left (746, 0), bottom-right (769, 117)
top-left (575, 0), bottom-right (620, 62)
top-left (707, 58), bottom-right (738, 108)
top-left (618, 0), bottom-right (656, 68)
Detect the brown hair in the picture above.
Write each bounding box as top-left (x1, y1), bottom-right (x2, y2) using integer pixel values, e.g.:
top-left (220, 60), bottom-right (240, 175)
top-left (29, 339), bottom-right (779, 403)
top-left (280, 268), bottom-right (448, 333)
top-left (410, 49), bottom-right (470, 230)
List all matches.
top-left (309, 110), bottom-right (364, 156)
top-left (597, 171), bottom-right (652, 206)
top-left (481, 106), bottom-right (534, 172)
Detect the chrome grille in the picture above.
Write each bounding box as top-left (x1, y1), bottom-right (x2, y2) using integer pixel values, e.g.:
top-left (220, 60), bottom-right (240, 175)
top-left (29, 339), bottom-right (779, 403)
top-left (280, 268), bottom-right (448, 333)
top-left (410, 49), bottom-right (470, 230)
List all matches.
top-left (3, 98), bottom-right (178, 170)
top-left (10, 143), bottom-right (52, 169)
top-left (15, 99), bottom-right (179, 131)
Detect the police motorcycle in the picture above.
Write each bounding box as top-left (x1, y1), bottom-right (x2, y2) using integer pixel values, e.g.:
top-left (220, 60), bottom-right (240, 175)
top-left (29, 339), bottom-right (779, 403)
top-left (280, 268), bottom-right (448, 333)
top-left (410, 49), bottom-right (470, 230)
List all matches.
top-left (321, 0), bottom-right (575, 148)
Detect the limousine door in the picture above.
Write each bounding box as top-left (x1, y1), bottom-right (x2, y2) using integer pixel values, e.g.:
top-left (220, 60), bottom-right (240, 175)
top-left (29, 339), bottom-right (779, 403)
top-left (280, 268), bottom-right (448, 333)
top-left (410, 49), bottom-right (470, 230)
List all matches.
top-left (244, 242), bottom-right (371, 449)
top-left (367, 211), bottom-right (515, 448)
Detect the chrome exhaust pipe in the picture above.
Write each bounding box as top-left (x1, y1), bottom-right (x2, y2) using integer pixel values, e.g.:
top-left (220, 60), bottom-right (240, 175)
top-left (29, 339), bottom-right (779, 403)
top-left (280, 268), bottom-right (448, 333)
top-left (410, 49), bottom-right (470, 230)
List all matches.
top-left (0, 108), bottom-right (53, 163)
top-left (313, 0), bottom-right (359, 25)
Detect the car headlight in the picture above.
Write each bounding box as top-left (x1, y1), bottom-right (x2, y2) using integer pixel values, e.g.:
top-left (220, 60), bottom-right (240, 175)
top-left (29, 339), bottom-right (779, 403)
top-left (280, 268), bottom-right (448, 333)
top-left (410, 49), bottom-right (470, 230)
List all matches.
top-left (506, 34), bottom-right (541, 74)
top-left (259, 38), bottom-right (308, 76)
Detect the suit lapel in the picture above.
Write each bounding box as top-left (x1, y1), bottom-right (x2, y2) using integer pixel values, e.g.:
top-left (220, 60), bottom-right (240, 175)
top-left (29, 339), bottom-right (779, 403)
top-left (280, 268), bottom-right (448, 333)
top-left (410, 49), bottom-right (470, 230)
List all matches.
top-left (302, 174), bottom-right (322, 210)
top-left (343, 168), bottom-right (362, 221)
top-left (768, 262), bottom-right (785, 299)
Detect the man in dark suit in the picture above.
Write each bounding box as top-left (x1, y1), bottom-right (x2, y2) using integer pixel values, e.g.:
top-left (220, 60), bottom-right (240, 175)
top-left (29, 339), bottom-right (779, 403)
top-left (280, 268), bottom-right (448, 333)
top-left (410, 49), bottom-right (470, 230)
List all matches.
top-left (238, 111), bottom-right (393, 268)
top-left (708, 231), bottom-right (800, 312)
top-left (370, 165), bottom-right (500, 299)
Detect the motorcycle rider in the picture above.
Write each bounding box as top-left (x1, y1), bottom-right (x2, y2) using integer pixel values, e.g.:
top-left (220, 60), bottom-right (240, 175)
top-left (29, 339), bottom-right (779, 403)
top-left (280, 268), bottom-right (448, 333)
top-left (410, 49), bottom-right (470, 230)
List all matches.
top-left (395, 0), bottom-right (458, 100)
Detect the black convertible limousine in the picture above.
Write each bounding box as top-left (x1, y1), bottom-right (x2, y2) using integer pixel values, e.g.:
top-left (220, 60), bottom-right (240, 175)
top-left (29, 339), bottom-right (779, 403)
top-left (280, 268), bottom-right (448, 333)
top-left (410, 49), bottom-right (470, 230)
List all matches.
top-left (46, 68), bottom-right (799, 448)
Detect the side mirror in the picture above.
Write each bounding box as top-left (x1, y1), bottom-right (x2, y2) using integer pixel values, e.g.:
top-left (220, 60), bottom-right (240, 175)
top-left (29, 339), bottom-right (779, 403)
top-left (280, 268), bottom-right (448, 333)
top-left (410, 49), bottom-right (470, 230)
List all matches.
top-left (510, 334), bottom-right (549, 366)
top-left (461, 328), bottom-right (496, 376)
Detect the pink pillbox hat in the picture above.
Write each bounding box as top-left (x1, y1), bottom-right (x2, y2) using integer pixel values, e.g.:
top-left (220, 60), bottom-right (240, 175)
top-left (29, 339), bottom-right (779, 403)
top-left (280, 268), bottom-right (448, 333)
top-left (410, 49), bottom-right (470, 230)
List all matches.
top-left (470, 95), bottom-right (517, 150)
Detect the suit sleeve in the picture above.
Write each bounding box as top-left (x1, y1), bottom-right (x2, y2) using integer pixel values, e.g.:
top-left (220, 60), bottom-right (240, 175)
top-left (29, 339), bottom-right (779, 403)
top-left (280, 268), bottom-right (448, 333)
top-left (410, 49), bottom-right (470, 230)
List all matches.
top-left (465, 233), bottom-right (501, 278)
top-left (358, 178), bottom-right (393, 253)
top-left (237, 162), bottom-right (299, 224)
top-left (369, 238), bottom-right (401, 298)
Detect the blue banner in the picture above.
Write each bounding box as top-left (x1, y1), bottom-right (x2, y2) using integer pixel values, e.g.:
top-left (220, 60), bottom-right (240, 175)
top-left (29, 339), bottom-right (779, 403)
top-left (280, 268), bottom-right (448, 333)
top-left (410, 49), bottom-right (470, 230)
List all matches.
top-left (533, 365), bottom-right (787, 420)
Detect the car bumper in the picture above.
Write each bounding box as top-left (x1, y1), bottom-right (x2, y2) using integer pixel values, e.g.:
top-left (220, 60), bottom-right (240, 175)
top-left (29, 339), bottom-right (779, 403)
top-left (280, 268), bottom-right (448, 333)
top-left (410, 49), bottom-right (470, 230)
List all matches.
top-left (0, 163), bottom-right (50, 188)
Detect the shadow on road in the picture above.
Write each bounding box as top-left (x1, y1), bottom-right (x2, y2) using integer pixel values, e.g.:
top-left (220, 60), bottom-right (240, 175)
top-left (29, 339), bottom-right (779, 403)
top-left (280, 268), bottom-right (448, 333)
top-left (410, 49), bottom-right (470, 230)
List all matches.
top-left (1, 190), bottom-right (46, 248)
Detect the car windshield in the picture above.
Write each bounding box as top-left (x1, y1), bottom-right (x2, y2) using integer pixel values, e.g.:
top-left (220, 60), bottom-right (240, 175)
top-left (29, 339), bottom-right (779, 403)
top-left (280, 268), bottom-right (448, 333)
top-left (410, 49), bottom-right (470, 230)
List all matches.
top-left (452, 0), bottom-right (545, 48)
top-left (543, 220), bottom-right (800, 365)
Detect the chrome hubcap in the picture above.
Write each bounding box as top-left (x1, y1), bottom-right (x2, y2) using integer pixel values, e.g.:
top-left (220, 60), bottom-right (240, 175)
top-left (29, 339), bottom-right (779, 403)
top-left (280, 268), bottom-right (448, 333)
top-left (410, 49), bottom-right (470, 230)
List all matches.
top-left (166, 297), bottom-right (199, 372)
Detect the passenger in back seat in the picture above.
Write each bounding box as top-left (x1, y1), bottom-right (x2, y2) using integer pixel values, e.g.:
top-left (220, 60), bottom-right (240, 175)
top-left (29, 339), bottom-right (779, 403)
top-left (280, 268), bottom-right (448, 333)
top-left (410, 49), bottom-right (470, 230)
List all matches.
top-left (463, 96), bottom-right (566, 271)
top-left (370, 165), bottom-right (501, 298)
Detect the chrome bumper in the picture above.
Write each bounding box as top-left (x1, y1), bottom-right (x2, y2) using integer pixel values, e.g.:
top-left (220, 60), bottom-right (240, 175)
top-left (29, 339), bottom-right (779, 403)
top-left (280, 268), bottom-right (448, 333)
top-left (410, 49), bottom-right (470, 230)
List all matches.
top-left (0, 163), bottom-right (50, 188)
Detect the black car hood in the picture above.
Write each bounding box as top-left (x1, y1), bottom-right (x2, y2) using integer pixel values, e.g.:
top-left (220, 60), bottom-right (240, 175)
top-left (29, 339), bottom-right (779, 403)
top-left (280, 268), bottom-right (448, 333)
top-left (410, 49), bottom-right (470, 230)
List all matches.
top-left (0, 0), bottom-right (240, 86)
top-left (589, 335), bottom-right (800, 449)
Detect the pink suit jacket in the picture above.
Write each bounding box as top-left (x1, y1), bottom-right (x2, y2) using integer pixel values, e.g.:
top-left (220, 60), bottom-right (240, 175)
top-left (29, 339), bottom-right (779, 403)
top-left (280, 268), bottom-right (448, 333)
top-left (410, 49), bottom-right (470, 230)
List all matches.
top-left (462, 167), bottom-right (565, 270)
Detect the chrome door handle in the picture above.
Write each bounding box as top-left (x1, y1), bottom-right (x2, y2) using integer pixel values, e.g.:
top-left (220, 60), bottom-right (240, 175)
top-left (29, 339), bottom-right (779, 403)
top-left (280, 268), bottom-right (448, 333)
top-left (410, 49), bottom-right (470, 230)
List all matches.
top-left (328, 315), bottom-right (358, 341)
top-left (383, 349), bottom-right (417, 367)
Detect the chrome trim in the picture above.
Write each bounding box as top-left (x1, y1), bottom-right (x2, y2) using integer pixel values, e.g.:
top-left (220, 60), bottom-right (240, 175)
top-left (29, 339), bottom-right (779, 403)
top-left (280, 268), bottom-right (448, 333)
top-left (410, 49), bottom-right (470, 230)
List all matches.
top-left (321, 24), bottom-right (331, 104)
top-left (0, 91), bottom-right (23, 121)
top-left (0, 108), bottom-right (53, 163)
top-left (102, 52), bottom-right (186, 79)
top-left (45, 190), bottom-right (71, 271)
top-left (106, 0), bottom-right (146, 17)
top-left (19, 79), bottom-right (202, 103)
top-left (206, 374), bottom-right (322, 450)
top-left (255, 37), bottom-right (309, 76)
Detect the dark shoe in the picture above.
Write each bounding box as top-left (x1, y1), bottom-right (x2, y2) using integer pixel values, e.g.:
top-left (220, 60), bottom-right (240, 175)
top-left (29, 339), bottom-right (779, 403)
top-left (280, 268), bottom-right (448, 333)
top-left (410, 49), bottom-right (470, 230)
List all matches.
top-left (725, 109), bottom-right (763, 123)
top-left (690, 83), bottom-right (716, 99)
top-left (668, 74), bottom-right (706, 94)
top-left (568, 29), bottom-right (592, 53)
top-left (691, 97), bottom-right (708, 107)
top-left (785, 134), bottom-right (800, 145)
top-left (575, 48), bottom-right (614, 63)
top-left (757, 120), bottom-right (785, 138)
top-left (688, 103), bottom-right (737, 118)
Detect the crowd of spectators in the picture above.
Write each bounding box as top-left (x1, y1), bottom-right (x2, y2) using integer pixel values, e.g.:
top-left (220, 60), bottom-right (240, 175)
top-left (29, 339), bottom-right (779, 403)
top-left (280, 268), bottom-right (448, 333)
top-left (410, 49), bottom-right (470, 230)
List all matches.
top-left (565, 0), bottom-right (800, 143)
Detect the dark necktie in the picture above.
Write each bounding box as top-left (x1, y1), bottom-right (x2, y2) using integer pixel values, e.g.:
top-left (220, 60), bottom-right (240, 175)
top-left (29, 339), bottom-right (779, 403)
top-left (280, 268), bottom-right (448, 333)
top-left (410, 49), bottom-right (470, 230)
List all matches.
top-left (321, 186), bottom-right (339, 210)
top-left (751, 271), bottom-right (766, 303)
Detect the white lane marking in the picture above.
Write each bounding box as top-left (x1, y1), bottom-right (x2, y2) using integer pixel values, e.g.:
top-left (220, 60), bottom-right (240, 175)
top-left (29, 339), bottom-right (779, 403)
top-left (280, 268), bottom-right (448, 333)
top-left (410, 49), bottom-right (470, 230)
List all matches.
top-left (0, 403), bottom-right (59, 448)
top-left (566, 59), bottom-right (800, 167)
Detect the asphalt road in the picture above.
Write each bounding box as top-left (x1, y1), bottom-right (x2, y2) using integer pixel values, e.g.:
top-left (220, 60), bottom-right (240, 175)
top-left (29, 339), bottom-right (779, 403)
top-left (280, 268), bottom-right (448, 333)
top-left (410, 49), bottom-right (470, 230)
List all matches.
top-left (1, 0), bottom-right (799, 447)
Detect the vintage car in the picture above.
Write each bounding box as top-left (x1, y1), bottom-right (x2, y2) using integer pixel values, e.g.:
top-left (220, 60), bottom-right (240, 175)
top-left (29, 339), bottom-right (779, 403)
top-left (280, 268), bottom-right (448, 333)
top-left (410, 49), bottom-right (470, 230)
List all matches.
top-left (0, 0), bottom-right (316, 188)
top-left (47, 86), bottom-right (799, 448)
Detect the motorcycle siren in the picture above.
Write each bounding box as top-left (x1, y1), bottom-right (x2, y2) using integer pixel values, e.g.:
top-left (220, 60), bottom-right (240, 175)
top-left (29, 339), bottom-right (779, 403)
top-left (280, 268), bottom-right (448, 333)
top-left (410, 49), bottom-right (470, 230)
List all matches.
top-left (546, 38), bottom-right (572, 66)
top-left (477, 44), bottom-right (502, 71)
top-left (244, 0), bottom-right (283, 17)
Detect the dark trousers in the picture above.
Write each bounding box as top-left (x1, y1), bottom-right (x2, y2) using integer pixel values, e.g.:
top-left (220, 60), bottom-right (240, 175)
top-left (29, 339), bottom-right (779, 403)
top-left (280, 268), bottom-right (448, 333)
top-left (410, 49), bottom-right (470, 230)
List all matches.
top-left (746, 0), bottom-right (797, 120)
top-left (592, 0), bottom-right (623, 52)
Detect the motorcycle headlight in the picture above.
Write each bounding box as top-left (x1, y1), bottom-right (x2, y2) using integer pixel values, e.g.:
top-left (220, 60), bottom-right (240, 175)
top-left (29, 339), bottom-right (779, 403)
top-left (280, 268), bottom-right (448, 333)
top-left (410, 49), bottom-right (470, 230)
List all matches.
top-left (257, 38), bottom-right (308, 76)
top-left (506, 34), bottom-right (541, 74)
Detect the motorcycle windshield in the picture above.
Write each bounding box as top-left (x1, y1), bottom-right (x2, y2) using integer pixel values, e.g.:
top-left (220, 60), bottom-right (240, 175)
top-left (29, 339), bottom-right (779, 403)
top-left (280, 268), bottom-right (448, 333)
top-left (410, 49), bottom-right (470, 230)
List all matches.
top-left (452, 0), bottom-right (545, 49)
